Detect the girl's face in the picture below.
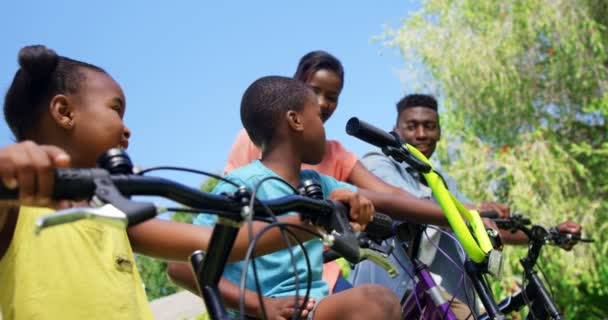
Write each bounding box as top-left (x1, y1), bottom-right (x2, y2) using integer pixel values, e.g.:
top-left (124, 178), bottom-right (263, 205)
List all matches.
top-left (306, 69), bottom-right (342, 123)
top-left (69, 69), bottom-right (131, 167)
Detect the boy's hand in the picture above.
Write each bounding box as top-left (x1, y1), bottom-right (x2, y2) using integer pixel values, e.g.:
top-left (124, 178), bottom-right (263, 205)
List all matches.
top-left (258, 296), bottom-right (315, 320)
top-left (329, 189), bottom-right (374, 231)
top-left (0, 141), bottom-right (70, 207)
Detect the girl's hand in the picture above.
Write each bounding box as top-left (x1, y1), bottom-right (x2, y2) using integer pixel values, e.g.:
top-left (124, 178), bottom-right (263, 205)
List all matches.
top-left (329, 188), bottom-right (374, 231)
top-left (0, 141), bottom-right (70, 207)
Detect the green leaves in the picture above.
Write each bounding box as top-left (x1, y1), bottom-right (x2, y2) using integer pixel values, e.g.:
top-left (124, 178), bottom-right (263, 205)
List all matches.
top-left (384, 0), bottom-right (608, 318)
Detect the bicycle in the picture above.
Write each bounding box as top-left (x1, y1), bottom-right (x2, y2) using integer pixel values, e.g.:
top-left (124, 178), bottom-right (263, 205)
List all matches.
top-left (477, 215), bottom-right (594, 320)
top-left (0, 149), bottom-right (397, 320)
top-left (346, 117), bottom-right (509, 320)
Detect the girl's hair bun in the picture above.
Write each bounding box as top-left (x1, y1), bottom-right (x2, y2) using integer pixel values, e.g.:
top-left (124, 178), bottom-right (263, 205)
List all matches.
top-left (18, 45), bottom-right (59, 81)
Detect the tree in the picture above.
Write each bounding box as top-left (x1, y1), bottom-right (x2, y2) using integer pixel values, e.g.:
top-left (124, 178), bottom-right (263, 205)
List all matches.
top-left (382, 0), bottom-right (608, 318)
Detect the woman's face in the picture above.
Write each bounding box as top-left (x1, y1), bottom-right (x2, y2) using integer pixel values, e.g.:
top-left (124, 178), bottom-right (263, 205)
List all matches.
top-left (306, 69), bottom-right (342, 123)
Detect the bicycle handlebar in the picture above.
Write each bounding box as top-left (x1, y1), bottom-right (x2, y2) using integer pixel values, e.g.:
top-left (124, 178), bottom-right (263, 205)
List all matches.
top-left (346, 117), bottom-right (495, 265)
top-left (346, 117), bottom-right (432, 173)
top-left (492, 214), bottom-right (594, 247)
top-left (0, 150), bottom-right (398, 268)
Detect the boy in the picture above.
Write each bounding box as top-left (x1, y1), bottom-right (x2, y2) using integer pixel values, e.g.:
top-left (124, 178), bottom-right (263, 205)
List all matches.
top-left (194, 76), bottom-right (402, 319)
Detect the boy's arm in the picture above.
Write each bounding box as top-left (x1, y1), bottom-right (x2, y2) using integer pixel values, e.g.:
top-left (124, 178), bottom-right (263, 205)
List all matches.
top-left (127, 215), bottom-right (318, 262)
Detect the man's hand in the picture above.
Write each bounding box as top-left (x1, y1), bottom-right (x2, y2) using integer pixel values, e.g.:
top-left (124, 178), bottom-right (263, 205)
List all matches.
top-left (478, 201), bottom-right (510, 219)
top-left (329, 189), bottom-right (374, 231)
top-left (554, 220), bottom-right (582, 251)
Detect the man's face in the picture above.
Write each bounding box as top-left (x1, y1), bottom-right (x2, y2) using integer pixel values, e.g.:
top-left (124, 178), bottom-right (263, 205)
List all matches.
top-left (395, 106), bottom-right (441, 158)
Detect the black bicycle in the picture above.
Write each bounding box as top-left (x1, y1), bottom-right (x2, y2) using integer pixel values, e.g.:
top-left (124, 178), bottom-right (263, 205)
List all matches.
top-left (477, 215), bottom-right (593, 320)
top-left (0, 149), bottom-right (396, 320)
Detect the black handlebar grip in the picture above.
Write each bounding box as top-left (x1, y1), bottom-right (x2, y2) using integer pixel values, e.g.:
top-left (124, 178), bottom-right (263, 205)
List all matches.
top-left (0, 183), bottom-right (18, 199)
top-left (480, 210), bottom-right (500, 219)
top-left (322, 249), bottom-right (342, 263)
top-left (52, 168), bottom-right (105, 200)
top-left (364, 212), bottom-right (395, 241)
top-left (346, 117), bottom-right (401, 149)
top-left (331, 235), bottom-right (360, 263)
top-left (0, 168), bottom-right (102, 201)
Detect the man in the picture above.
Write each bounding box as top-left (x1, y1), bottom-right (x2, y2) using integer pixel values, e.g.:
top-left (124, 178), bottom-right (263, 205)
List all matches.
top-left (350, 94), bottom-right (486, 318)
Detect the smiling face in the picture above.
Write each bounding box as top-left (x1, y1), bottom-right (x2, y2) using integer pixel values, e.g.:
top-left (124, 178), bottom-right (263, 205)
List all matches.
top-left (306, 69), bottom-right (342, 123)
top-left (68, 68), bottom-right (131, 167)
top-left (395, 106), bottom-right (440, 158)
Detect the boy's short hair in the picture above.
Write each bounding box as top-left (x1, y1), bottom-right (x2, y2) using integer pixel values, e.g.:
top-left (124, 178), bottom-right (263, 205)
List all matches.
top-left (241, 75), bottom-right (313, 148)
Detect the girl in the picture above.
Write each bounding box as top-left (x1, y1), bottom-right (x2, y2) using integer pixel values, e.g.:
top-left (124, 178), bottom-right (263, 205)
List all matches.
top-left (0, 45), bottom-right (152, 320)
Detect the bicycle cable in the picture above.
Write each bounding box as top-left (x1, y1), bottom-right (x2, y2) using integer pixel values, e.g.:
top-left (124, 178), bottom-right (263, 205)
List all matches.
top-left (243, 222), bottom-right (322, 320)
top-left (136, 166), bottom-right (240, 187)
top-left (426, 225), bottom-right (477, 318)
top-left (240, 176), bottom-right (308, 320)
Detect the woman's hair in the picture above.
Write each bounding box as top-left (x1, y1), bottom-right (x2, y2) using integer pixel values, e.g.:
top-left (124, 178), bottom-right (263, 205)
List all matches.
top-left (293, 50), bottom-right (344, 89)
top-left (3, 45), bottom-right (106, 141)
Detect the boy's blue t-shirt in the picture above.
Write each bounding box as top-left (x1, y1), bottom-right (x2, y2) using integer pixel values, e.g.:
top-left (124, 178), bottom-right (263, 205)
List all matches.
top-left (194, 160), bottom-right (356, 300)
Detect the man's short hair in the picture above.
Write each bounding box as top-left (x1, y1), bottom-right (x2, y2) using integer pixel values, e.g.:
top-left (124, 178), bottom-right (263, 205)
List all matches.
top-left (395, 94), bottom-right (438, 124)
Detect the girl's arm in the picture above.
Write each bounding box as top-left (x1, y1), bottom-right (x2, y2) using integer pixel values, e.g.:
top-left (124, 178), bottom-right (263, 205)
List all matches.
top-left (358, 188), bottom-right (449, 226)
top-left (0, 207), bottom-right (18, 260)
top-left (347, 161), bottom-right (408, 195)
top-left (127, 216), bottom-right (318, 262)
top-left (0, 142), bottom-right (71, 260)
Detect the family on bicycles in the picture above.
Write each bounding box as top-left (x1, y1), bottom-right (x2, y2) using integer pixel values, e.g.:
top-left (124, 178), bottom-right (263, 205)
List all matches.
top-left (0, 45), bottom-right (584, 320)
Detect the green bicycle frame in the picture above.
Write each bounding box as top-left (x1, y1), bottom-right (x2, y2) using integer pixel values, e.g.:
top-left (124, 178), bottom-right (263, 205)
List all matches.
top-left (405, 144), bottom-right (494, 263)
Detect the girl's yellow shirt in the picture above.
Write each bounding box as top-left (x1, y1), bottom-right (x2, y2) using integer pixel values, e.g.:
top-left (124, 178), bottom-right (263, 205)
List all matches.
top-left (0, 206), bottom-right (153, 320)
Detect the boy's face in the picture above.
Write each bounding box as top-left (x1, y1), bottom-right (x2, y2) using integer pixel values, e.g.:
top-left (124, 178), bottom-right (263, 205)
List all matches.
top-left (300, 92), bottom-right (326, 165)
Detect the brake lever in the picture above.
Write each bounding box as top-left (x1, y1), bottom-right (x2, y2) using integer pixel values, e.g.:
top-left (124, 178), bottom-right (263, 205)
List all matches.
top-left (548, 227), bottom-right (594, 247)
top-left (360, 248), bottom-right (399, 278)
top-left (35, 204), bottom-right (128, 235)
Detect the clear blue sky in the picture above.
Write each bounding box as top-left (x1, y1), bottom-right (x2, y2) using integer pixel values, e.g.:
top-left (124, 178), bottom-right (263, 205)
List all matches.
top-left (0, 0), bottom-right (421, 188)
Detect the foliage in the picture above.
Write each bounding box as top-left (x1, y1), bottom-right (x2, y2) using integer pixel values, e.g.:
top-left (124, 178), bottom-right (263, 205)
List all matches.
top-left (382, 0), bottom-right (608, 318)
top-left (137, 177), bottom-right (219, 301)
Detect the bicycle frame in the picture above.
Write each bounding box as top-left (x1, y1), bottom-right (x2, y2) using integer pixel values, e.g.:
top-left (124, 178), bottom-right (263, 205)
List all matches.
top-left (398, 224), bottom-right (458, 320)
top-left (478, 222), bottom-right (570, 320)
top-left (346, 117), bottom-right (507, 319)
